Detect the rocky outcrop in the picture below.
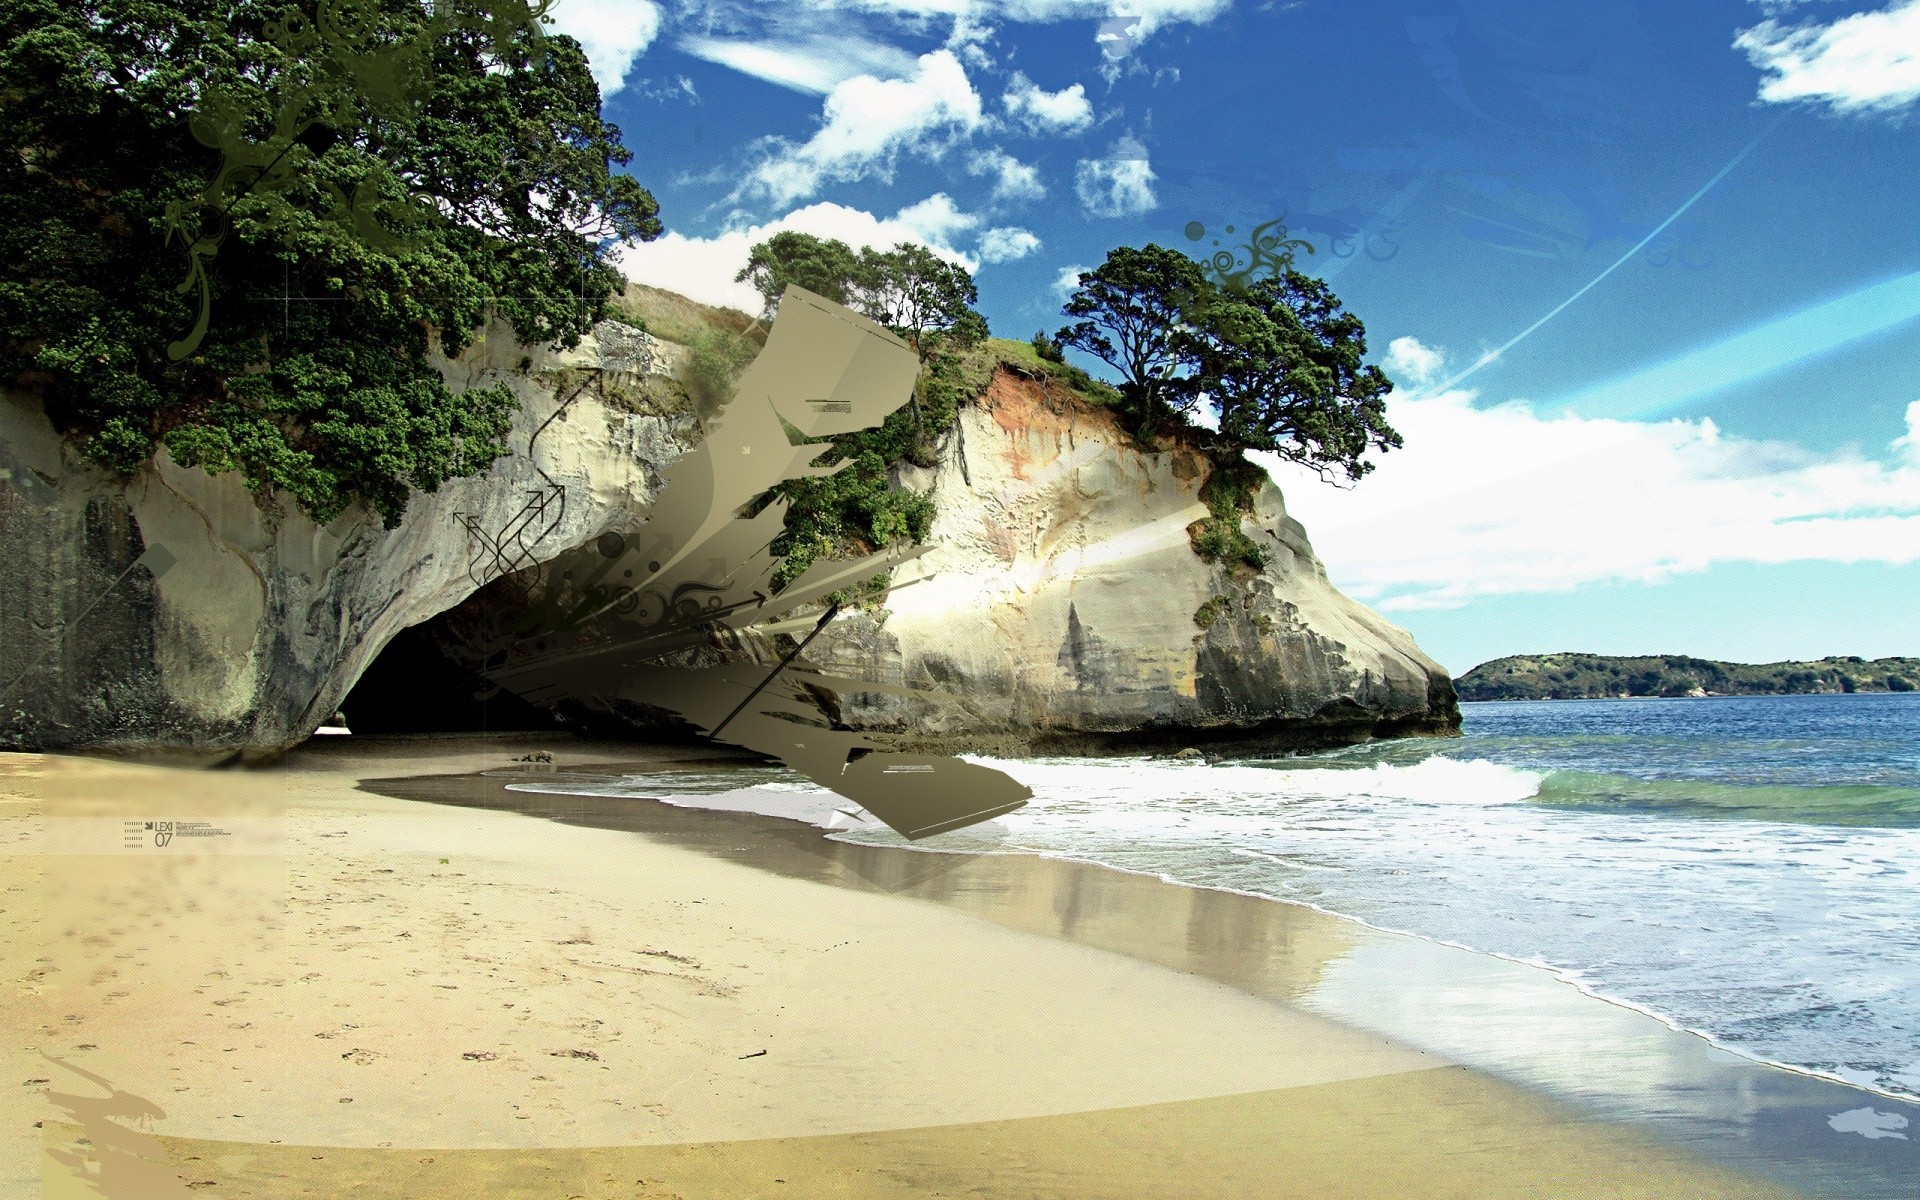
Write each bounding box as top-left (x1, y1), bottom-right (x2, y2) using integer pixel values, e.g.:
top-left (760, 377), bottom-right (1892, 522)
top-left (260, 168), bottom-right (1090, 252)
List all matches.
top-left (806, 369), bottom-right (1458, 754)
top-left (0, 320), bottom-right (687, 759)
top-left (2, 302), bottom-right (1457, 759)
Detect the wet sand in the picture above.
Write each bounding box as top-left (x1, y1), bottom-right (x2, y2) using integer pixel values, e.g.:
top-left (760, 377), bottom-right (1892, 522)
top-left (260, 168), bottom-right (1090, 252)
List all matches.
top-left (0, 736), bottom-right (1850, 1197)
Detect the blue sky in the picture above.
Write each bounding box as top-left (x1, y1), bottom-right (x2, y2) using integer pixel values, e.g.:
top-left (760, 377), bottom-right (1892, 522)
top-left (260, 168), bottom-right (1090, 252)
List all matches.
top-left (553, 0), bottom-right (1920, 673)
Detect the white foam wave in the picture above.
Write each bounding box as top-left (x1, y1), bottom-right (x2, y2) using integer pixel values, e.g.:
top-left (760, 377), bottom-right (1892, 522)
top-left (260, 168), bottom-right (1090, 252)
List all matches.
top-left (963, 753), bottom-right (1545, 810)
top-left (507, 755), bottom-right (1547, 839)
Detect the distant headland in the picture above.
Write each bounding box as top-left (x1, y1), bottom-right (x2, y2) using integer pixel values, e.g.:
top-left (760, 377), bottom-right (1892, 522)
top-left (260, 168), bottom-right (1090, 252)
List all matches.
top-left (1455, 654), bottom-right (1920, 701)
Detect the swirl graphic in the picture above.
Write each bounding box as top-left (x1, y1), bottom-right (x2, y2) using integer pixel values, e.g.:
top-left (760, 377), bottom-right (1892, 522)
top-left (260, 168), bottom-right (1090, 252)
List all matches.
top-left (1184, 216), bottom-right (1316, 291)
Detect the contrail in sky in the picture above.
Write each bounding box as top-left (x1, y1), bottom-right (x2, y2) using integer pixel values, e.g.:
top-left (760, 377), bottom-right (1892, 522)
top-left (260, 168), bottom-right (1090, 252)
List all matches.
top-left (1420, 117), bottom-right (1783, 398)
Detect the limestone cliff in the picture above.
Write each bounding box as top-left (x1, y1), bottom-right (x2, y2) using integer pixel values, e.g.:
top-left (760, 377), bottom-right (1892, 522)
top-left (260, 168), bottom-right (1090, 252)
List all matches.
top-left (807, 369), bottom-right (1458, 754)
top-left (2, 296), bottom-right (1458, 758)
top-left (0, 319), bottom-right (688, 759)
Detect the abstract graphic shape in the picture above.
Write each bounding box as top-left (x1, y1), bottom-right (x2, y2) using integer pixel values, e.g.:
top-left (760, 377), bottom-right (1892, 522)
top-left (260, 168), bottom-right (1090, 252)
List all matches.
top-left (1183, 217), bottom-right (1316, 290)
top-left (463, 286), bottom-right (1031, 838)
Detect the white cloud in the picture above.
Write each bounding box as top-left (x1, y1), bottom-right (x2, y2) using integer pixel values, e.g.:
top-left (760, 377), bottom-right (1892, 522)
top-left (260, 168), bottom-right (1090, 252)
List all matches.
top-left (967, 148), bottom-right (1047, 201)
top-left (613, 197), bottom-right (982, 312)
top-left (1074, 135), bottom-right (1157, 217)
top-left (1383, 336), bottom-right (1446, 385)
top-left (1260, 387), bottom-right (1920, 612)
top-left (1895, 399), bottom-right (1920, 463)
top-left (1735, 0), bottom-right (1920, 114)
top-left (547, 0), bottom-right (662, 97)
top-left (893, 192), bottom-right (981, 243)
top-left (977, 226), bottom-right (1042, 263)
top-left (746, 49), bottom-right (986, 205)
top-left (1053, 263), bottom-right (1090, 299)
top-left (678, 2), bottom-right (1228, 86)
top-left (1003, 71), bottom-right (1095, 133)
top-left (677, 33), bottom-right (919, 95)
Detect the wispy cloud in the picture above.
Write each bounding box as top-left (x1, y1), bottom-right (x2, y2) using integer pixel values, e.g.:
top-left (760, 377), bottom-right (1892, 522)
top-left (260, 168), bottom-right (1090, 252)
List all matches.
top-left (744, 49), bottom-right (987, 205)
top-left (673, 0), bottom-right (1230, 85)
top-left (548, 0), bottom-right (663, 97)
top-left (1736, 0), bottom-right (1920, 115)
top-left (1003, 71), bottom-right (1095, 133)
top-left (1264, 383), bottom-right (1920, 611)
top-left (968, 148), bottom-right (1047, 202)
top-left (678, 33), bottom-right (918, 94)
top-left (1074, 135), bottom-right (1157, 217)
top-left (1383, 335), bottom-right (1446, 385)
top-left (978, 226), bottom-right (1042, 263)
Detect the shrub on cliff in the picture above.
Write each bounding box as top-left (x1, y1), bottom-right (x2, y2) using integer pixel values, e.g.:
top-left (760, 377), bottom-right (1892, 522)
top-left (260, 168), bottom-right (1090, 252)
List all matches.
top-left (0, 0), bottom-right (660, 526)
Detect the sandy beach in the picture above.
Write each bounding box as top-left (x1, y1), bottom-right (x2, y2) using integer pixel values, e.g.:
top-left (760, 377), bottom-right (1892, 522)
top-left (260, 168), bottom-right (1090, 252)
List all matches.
top-left (3, 736), bottom-right (1813, 1198)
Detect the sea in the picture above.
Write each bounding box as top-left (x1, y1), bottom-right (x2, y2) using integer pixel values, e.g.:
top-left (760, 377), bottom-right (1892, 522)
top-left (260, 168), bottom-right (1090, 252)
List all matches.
top-left (513, 693), bottom-right (1920, 1105)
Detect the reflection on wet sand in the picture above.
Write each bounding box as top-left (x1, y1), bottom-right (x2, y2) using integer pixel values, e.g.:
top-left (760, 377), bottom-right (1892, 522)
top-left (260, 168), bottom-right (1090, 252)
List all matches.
top-left (378, 764), bottom-right (1359, 1002)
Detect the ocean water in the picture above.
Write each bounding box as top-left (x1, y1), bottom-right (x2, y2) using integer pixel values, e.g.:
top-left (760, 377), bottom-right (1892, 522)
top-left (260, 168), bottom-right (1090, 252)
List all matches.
top-left (516, 693), bottom-right (1920, 1103)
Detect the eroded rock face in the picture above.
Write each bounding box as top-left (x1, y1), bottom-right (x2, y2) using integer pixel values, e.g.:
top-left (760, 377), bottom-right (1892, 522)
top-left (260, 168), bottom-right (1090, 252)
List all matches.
top-left (0, 321), bottom-right (686, 759)
top-left (807, 370), bottom-right (1459, 754)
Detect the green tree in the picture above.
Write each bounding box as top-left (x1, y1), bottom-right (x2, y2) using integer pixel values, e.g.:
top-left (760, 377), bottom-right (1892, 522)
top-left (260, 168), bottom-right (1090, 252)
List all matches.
top-left (1189, 270), bottom-right (1400, 482)
top-left (853, 242), bottom-right (981, 362)
top-left (1054, 244), bottom-right (1210, 433)
top-left (0, 0), bottom-right (660, 527)
top-left (733, 230), bottom-right (862, 319)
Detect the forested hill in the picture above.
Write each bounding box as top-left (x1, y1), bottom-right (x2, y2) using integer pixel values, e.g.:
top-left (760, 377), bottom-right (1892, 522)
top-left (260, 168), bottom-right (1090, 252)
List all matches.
top-left (1455, 654), bottom-right (1920, 701)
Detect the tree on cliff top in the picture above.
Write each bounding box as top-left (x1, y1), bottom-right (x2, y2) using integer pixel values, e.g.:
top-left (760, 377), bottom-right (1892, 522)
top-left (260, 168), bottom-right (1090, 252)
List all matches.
top-left (735, 231), bottom-right (862, 318)
top-left (0, 0), bottom-right (661, 527)
top-left (1189, 270), bottom-right (1399, 482)
top-left (736, 233), bottom-right (986, 361)
top-left (734, 230), bottom-right (991, 591)
top-left (1056, 245), bottom-right (1400, 480)
top-left (1054, 244), bottom-right (1210, 434)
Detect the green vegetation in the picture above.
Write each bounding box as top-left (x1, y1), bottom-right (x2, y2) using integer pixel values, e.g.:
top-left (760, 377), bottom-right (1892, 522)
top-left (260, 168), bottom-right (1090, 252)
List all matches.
top-left (1455, 654), bottom-right (1920, 701)
top-left (1, 0), bottom-right (659, 526)
top-left (1192, 594), bottom-right (1234, 631)
top-left (1188, 455), bottom-right (1269, 572)
top-left (1055, 245), bottom-right (1399, 480)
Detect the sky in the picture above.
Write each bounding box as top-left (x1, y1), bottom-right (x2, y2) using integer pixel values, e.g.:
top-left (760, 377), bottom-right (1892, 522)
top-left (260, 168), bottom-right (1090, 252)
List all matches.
top-left (547, 0), bottom-right (1920, 674)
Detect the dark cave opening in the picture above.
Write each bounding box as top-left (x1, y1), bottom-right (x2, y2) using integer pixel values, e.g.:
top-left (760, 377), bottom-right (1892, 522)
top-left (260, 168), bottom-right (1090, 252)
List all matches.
top-left (338, 619), bottom-right (556, 735)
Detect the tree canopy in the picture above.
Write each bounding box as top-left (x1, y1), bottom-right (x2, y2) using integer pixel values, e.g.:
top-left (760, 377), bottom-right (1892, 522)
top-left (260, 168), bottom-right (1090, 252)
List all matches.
top-left (735, 231), bottom-right (862, 318)
top-left (0, 0), bottom-right (660, 527)
top-left (733, 231), bottom-right (992, 590)
top-left (1054, 244), bottom-right (1210, 432)
top-left (1188, 270), bottom-right (1399, 482)
top-left (1055, 244), bottom-right (1400, 480)
top-left (735, 233), bottom-right (986, 362)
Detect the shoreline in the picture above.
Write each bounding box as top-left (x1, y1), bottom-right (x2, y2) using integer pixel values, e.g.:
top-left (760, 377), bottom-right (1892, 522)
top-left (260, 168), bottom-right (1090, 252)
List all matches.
top-left (507, 769), bottom-right (1920, 1108)
top-left (7, 734), bottom-right (1910, 1197)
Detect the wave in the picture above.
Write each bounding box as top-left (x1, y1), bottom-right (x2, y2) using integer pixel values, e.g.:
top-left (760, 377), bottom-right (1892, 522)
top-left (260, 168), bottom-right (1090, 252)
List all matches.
top-left (1531, 771), bottom-right (1920, 826)
top-left (964, 754), bottom-right (1546, 809)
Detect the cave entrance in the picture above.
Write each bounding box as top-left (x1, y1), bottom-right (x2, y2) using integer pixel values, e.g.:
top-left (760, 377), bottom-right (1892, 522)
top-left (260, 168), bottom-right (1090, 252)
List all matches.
top-left (338, 615), bottom-right (554, 735)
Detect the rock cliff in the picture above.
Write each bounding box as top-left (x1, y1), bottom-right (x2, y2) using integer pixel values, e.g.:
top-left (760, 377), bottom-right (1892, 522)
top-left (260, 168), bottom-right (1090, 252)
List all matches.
top-left (0, 319), bottom-right (688, 759)
top-left (1, 294), bottom-right (1458, 758)
top-left (807, 368), bottom-right (1458, 754)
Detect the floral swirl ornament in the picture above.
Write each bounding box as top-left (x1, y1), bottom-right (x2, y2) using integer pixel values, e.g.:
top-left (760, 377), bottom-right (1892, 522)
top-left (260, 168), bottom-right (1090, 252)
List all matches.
top-left (161, 0), bottom-right (558, 360)
top-left (1182, 216), bottom-right (1316, 291)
